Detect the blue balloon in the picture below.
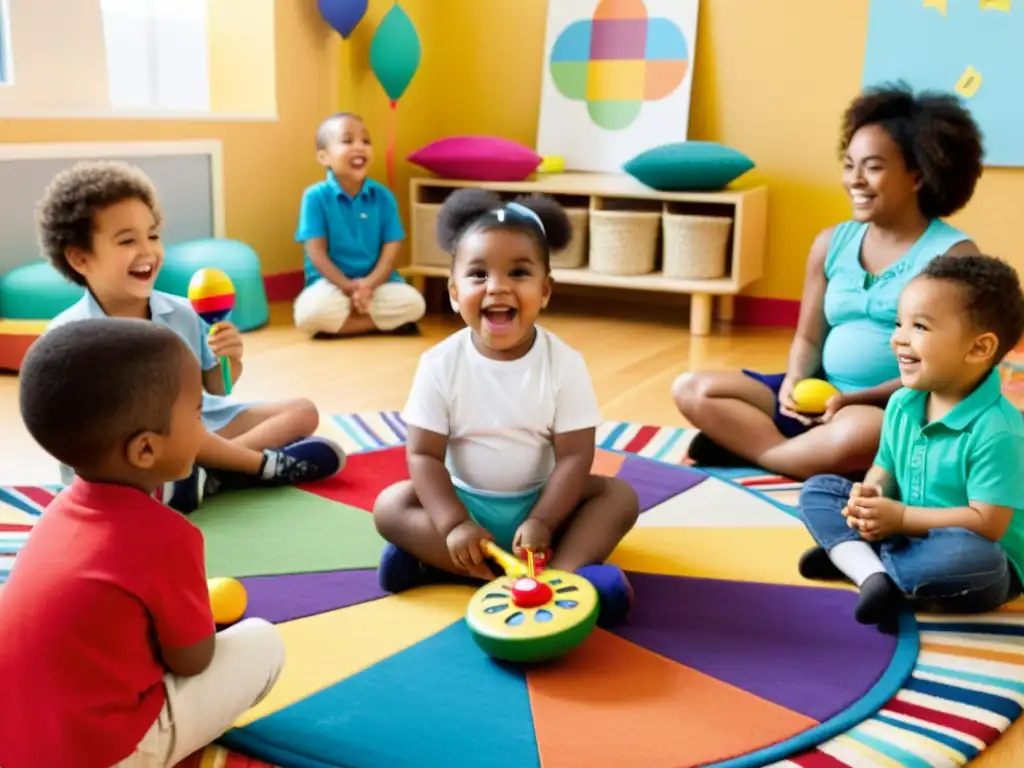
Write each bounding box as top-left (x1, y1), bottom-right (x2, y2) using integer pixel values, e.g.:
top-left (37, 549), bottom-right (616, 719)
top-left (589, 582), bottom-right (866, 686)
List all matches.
top-left (317, 0), bottom-right (368, 39)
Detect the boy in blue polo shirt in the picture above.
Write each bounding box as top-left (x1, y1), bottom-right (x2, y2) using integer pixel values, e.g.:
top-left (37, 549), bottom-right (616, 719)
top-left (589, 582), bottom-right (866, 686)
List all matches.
top-left (798, 254), bottom-right (1024, 626)
top-left (293, 112), bottom-right (426, 337)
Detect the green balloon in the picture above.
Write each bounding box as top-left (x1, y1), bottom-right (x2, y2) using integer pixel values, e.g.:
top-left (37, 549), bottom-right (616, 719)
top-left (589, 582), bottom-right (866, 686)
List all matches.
top-left (369, 4), bottom-right (421, 102)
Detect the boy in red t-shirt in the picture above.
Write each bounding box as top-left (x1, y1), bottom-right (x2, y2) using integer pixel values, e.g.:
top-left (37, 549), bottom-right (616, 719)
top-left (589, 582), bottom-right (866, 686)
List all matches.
top-left (0, 318), bottom-right (285, 768)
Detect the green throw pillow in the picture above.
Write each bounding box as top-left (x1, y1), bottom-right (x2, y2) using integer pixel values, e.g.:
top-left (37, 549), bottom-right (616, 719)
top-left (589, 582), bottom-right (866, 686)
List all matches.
top-left (624, 142), bottom-right (755, 192)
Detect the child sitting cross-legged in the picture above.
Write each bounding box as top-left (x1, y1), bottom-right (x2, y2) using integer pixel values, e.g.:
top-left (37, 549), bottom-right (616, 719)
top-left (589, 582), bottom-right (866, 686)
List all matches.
top-left (293, 112), bottom-right (426, 337)
top-left (0, 318), bottom-right (285, 768)
top-left (373, 189), bottom-right (640, 627)
top-left (37, 160), bottom-right (346, 511)
top-left (798, 254), bottom-right (1024, 626)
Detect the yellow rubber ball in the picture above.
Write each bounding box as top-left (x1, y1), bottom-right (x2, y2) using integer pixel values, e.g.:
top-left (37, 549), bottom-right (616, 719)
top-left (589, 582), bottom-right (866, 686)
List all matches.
top-left (791, 378), bottom-right (840, 414)
top-left (208, 577), bottom-right (247, 625)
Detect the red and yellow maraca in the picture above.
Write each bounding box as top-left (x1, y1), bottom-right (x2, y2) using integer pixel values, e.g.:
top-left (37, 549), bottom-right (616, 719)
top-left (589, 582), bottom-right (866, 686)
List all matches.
top-left (187, 268), bottom-right (236, 395)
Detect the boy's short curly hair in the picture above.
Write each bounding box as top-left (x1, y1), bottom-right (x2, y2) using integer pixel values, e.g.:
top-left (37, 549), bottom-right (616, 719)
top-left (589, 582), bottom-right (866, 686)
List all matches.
top-left (435, 189), bottom-right (572, 271)
top-left (20, 317), bottom-right (191, 472)
top-left (840, 82), bottom-right (984, 219)
top-left (35, 160), bottom-right (163, 286)
top-left (918, 254), bottom-right (1024, 364)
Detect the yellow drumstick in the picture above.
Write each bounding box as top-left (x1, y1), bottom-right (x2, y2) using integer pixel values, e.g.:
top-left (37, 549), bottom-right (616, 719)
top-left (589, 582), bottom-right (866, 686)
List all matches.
top-left (980, 0), bottom-right (1011, 11)
top-left (480, 539), bottom-right (528, 578)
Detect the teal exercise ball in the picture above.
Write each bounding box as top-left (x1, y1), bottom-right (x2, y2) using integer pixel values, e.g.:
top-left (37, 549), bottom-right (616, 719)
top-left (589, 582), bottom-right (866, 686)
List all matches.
top-left (157, 239), bottom-right (269, 332)
top-left (0, 262), bottom-right (85, 320)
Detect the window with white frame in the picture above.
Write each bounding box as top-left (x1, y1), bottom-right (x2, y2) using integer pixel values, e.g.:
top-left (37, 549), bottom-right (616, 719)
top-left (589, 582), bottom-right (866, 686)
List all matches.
top-left (100, 0), bottom-right (210, 112)
top-left (0, 0), bottom-right (10, 84)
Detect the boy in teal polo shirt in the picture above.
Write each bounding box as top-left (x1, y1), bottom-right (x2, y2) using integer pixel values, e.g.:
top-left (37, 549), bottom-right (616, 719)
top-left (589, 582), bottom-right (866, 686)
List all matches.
top-left (293, 112), bottom-right (426, 337)
top-left (798, 254), bottom-right (1024, 626)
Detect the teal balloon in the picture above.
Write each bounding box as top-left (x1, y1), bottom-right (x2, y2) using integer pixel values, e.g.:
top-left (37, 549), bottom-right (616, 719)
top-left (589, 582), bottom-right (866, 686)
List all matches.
top-left (369, 4), bottom-right (421, 102)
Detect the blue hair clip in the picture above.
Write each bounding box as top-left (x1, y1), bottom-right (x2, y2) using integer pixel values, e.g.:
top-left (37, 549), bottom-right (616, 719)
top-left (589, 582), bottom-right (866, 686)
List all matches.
top-left (502, 201), bottom-right (546, 235)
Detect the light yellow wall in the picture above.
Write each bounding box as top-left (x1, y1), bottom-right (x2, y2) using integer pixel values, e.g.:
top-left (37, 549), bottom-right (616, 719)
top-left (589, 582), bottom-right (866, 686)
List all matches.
top-left (340, 0), bottom-right (1024, 301)
top-left (0, 0), bottom-right (334, 277)
top-left (208, 0), bottom-right (277, 117)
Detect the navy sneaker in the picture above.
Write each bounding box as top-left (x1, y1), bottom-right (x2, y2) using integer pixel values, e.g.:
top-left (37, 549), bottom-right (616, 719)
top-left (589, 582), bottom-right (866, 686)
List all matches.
top-left (162, 465), bottom-right (207, 514)
top-left (200, 437), bottom-right (348, 494)
top-left (577, 563), bottom-right (634, 627)
top-left (273, 436), bottom-right (346, 482)
top-left (377, 543), bottom-right (483, 593)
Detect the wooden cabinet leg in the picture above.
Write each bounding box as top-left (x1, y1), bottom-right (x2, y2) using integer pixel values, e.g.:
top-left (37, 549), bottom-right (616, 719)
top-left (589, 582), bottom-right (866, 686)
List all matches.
top-left (410, 274), bottom-right (427, 294)
top-left (690, 293), bottom-right (713, 336)
top-left (716, 295), bottom-right (735, 323)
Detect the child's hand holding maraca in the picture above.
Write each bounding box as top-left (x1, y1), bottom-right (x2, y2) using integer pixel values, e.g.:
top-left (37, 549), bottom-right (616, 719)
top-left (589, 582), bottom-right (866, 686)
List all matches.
top-left (188, 267), bottom-right (238, 395)
top-left (207, 321), bottom-right (244, 363)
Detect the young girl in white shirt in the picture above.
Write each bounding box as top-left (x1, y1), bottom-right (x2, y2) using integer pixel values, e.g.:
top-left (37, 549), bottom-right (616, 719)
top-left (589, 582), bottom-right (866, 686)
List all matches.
top-left (374, 189), bottom-right (640, 626)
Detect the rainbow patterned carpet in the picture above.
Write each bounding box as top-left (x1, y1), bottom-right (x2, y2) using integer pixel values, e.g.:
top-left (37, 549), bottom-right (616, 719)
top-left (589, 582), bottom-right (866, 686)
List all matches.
top-left (3, 414), bottom-right (1024, 768)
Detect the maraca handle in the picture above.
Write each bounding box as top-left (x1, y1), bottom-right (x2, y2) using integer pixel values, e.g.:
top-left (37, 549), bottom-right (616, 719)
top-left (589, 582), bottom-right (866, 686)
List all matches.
top-left (219, 355), bottom-right (233, 395)
top-left (207, 324), bottom-right (233, 396)
top-left (480, 540), bottom-right (527, 578)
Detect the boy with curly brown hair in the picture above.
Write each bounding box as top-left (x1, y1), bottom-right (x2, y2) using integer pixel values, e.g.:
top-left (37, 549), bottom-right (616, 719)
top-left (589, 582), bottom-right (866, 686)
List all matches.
top-left (37, 160), bottom-right (346, 510)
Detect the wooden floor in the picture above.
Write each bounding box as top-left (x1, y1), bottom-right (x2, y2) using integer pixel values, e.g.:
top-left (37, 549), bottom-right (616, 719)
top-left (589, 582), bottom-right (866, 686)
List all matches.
top-left (0, 303), bottom-right (1020, 765)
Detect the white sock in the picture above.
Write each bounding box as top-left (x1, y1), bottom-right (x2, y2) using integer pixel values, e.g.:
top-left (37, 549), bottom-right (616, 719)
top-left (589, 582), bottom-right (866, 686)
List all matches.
top-left (260, 449), bottom-right (280, 479)
top-left (829, 541), bottom-right (885, 587)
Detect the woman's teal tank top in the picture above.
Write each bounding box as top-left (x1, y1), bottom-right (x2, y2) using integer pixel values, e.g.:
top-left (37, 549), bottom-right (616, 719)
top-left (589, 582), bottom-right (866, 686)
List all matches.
top-left (820, 219), bottom-right (969, 393)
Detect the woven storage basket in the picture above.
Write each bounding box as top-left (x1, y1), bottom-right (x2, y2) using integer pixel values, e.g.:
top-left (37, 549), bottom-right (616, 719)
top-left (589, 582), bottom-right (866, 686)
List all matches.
top-left (412, 203), bottom-right (452, 267)
top-left (588, 209), bottom-right (661, 276)
top-left (662, 212), bottom-right (732, 279)
top-left (551, 207), bottom-right (589, 269)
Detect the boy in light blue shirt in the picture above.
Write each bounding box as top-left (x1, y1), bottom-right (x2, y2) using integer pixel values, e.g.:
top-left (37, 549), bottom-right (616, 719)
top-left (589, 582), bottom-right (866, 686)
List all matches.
top-left (798, 254), bottom-right (1024, 626)
top-left (38, 161), bottom-right (346, 512)
top-left (293, 112), bottom-right (426, 337)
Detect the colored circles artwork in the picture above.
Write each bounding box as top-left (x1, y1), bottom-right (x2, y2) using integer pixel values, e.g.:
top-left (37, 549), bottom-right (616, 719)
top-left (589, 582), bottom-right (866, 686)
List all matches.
top-left (548, 0), bottom-right (690, 130)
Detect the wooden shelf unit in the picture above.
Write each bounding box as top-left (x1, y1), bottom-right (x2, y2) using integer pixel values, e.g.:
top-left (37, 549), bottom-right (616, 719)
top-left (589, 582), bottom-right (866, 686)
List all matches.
top-left (403, 173), bottom-right (768, 335)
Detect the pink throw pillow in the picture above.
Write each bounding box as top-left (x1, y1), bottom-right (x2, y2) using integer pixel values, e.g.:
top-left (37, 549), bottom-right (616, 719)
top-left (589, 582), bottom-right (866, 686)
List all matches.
top-left (407, 136), bottom-right (542, 182)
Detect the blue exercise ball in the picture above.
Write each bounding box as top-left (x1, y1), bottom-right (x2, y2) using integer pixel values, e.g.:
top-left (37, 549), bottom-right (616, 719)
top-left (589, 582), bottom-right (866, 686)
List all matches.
top-left (157, 239), bottom-right (270, 332)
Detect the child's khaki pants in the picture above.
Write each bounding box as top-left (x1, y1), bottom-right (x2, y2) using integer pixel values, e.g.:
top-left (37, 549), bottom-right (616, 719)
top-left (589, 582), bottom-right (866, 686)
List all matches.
top-left (112, 618), bottom-right (285, 767)
top-left (293, 279), bottom-right (426, 335)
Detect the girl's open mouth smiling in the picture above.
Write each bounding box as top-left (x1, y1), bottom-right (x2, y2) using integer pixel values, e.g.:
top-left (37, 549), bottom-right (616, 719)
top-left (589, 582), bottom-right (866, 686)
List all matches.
top-left (482, 306), bottom-right (518, 327)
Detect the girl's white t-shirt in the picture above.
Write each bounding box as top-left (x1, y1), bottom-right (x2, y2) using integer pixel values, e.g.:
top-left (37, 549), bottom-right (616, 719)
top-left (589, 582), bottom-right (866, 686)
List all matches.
top-left (402, 326), bottom-right (602, 494)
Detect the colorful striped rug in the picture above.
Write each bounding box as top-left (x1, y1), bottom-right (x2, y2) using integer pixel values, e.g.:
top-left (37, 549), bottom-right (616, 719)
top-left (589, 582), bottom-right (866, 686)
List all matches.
top-left (2, 414), bottom-right (1023, 767)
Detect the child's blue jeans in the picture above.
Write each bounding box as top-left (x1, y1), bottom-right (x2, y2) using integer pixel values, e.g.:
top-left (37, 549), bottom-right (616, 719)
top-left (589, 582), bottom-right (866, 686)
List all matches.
top-left (798, 474), bottom-right (1022, 614)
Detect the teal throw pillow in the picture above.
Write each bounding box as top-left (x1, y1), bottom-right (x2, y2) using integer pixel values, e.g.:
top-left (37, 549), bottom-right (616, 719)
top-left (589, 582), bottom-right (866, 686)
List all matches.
top-left (624, 142), bottom-right (755, 192)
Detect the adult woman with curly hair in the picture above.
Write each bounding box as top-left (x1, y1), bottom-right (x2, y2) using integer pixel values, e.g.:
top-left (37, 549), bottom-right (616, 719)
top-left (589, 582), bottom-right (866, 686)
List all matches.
top-left (672, 83), bottom-right (984, 480)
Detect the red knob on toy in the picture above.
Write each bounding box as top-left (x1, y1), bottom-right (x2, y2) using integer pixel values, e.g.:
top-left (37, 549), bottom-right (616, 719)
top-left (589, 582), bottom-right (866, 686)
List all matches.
top-left (511, 577), bottom-right (553, 608)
